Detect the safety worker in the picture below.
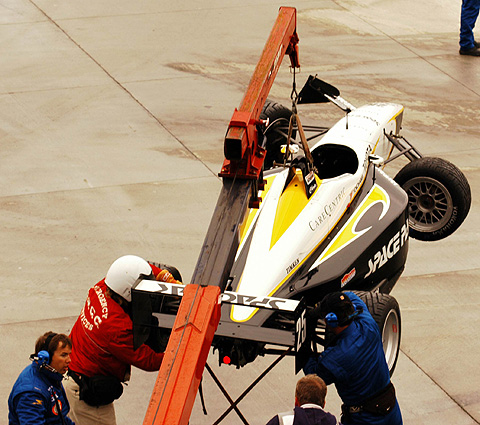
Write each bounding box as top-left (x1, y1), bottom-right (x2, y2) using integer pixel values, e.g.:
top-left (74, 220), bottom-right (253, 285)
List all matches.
top-left (64, 255), bottom-right (181, 425)
top-left (8, 332), bottom-right (75, 425)
top-left (266, 374), bottom-right (339, 425)
top-left (303, 291), bottom-right (402, 425)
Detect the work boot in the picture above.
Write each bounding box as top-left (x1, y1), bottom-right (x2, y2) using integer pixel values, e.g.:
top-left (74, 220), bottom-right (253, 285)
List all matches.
top-left (459, 46), bottom-right (480, 56)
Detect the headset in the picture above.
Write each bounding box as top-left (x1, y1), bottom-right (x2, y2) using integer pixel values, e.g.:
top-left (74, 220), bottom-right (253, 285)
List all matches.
top-left (325, 304), bottom-right (363, 328)
top-left (30, 333), bottom-right (57, 370)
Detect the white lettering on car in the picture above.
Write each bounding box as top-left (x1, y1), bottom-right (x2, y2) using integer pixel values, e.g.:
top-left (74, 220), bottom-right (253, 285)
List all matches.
top-left (286, 258), bottom-right (299, 275)
top-left (365, 221), bottom-right (409, 277)
top-left (220, 292), bottom-right (298, 311)
top-left (309, 187), bottom-right (346, 231)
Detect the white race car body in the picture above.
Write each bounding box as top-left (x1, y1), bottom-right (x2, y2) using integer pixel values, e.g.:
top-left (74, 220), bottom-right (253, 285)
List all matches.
top-left (228, 102), bottom-right (407, 324)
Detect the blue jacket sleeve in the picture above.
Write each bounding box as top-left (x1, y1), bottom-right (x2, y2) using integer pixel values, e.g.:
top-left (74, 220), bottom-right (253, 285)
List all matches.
top-left (12, 391), bottom-right (48, 425)
top-left (303, 355), bottom-right (336, 385)
top-left (303, 355), bottom-right (319, 375)
top-left (344, 291), bottom-right (367, 313)
top-left (344, 291), bottom-right (379, 330)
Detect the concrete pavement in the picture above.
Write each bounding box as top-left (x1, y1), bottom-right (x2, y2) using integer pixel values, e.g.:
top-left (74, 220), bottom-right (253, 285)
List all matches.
top-left (1, 0), bottom-right (479, 424)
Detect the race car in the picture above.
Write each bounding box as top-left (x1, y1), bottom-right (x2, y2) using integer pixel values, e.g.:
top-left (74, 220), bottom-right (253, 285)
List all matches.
top-left (209, 75), bottom-right (471, 374)
top-left (131, 77), bottom-right (471, 377)
top-left (134, 10), bottom-right (472, 423)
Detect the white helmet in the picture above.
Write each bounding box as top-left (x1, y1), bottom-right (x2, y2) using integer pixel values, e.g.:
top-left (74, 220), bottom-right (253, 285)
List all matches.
top-left (105, 255), bottom-right (152, 302)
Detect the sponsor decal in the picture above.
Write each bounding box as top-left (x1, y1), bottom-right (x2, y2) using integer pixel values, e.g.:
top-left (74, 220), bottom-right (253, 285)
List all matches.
top-left (52, 398), bottom-right (62, 416)
top-left (365, 221), bottom-right (408, 277)
top-left (305, 170), bottom-right (315, 185)
top-left (221, 292), bottom-right (299, 312)
top-left (309, 187), bottom-right (346, 230)
top-left (135, 280), bottom-right (299, 312)
top-left (136, 280), bottom-right (185, 296)
top-left (286, 258), bottom-right (299, 275)
top-left (48, 387), bottom-right (61, 415)
top-left (432, 206), bottom-right (458, 236)
top-left (341, 268), bottom-right (356, 288)
top-left (304, 170), bottom-right (317, 198)
top-left (352, 113), bottom-right (380, 126)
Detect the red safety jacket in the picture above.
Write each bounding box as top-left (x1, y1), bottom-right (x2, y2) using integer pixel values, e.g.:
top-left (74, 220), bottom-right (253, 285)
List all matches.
top-left (69, 265), bottom-right (164, 381)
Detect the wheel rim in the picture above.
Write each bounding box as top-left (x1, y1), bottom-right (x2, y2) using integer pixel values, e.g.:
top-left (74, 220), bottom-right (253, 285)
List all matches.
top-left (403, 176), bottom-right (453, 233)
top-left (382, 309), bottom-right (400, 371)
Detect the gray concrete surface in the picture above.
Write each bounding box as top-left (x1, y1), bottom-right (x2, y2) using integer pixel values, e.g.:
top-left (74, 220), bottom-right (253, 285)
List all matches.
top-left (1, 0), bottom-right (479, 423)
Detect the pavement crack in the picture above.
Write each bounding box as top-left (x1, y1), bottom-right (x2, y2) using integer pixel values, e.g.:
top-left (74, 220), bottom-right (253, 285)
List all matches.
top-left (400, 349), bottom-right (480, 424)
top-left (26, 0), bottom-right (220, 180)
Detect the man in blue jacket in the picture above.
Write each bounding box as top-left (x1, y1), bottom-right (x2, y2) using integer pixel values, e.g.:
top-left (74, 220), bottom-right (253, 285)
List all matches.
top-left (303, 292), bottom-right (402, 425)
top-left (8, 332), bottom-right (75, 425)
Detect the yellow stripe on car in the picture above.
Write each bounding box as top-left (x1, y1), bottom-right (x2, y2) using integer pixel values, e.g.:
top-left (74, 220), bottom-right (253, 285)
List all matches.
top-left (270, 169), bottom-right (320, 249)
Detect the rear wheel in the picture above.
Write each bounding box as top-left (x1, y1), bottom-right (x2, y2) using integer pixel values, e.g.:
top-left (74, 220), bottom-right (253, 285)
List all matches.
top-left (394, 157), bottom-right (471, 241)
top-left (356, 291), bottom-right (401, 376)
top-left (260, 100), bottom-right (295, 169)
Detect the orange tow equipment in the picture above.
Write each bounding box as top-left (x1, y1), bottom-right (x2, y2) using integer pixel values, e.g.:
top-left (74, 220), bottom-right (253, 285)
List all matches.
top-left (142, 7), bottom-right (300, 425)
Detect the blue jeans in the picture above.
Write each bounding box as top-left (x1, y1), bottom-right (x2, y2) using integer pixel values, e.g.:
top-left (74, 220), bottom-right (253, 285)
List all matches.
top-left (460, 0), bottom-right (480, 49)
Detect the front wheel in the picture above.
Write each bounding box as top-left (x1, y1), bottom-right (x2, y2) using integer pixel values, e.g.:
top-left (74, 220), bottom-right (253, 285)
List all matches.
top-left (356, 291), bottom-right (401, 376)
top-left (394, 157), bottom-right (471, 241)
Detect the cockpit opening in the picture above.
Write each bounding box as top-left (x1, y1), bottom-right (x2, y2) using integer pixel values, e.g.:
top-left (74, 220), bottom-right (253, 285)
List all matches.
top-left (312, 143), bottom-right (358, 179)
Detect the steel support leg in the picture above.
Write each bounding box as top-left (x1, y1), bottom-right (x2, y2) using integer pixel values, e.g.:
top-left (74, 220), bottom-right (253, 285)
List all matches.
top-left (143, 284), bottom-right (221, 425)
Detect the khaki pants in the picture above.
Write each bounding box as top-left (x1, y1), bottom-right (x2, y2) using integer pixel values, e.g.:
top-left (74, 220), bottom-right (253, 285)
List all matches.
top-left (64, 376), bottom-right (117, 425)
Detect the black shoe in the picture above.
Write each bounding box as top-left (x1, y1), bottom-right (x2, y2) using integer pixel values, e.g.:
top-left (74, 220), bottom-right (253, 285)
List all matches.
top-left (459, 46), bottom-right (480, 56)
top-left (475, 40), bottom-right (480, 48)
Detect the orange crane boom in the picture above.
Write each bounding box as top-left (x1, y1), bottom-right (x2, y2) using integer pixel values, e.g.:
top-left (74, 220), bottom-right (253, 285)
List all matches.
top-left (142, 7), bottom-right (300, 425)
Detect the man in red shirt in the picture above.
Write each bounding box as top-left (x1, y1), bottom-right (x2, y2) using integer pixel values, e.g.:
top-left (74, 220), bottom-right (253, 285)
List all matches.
top-left (64, 255), bottom-right (179, 425)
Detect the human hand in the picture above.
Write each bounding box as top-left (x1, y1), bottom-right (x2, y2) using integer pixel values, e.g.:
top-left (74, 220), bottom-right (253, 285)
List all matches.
top-left (156, 269), bottom-right (178, 284)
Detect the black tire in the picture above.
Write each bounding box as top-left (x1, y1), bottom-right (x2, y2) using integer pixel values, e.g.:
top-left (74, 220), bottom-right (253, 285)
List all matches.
top-left (394, 157), bottom-right (471, 241)
top-left (355, 291), bottom-right (401, 376)
top-left (260, 100), bottom-right (295, 169)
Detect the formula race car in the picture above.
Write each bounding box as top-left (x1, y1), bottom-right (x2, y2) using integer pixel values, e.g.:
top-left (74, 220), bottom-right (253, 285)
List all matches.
top-left (209, 75), bottom-right (471, 374)
top-left (134, 10), bottom-right (471, 423)
top-left (132, 75), bottom-right (470, 379)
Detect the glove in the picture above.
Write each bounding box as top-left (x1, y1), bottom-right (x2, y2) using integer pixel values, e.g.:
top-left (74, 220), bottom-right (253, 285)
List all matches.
top-left (310, 301), bottom-right (323, 319)
top-left (156, 269), bottom-right (178, 284)
top-left (306, 307), bottom-right (319, 339)
top-left (305, 303), bottom-right (323, 354)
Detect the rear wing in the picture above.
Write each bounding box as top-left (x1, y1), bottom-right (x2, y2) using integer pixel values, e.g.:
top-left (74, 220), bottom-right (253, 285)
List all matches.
top-left (298, 75), bottom-right (356, 113)
top-left (131, 279), bottom-right (310, 373)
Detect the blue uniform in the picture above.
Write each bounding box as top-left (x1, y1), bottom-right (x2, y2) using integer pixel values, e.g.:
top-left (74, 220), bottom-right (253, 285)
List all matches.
top-left (460, 0), bottom-right (480, 49)
top-left (304, 292), bottom-right (402, 425)
top-left (8, 361), bottom-right (74, 425)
